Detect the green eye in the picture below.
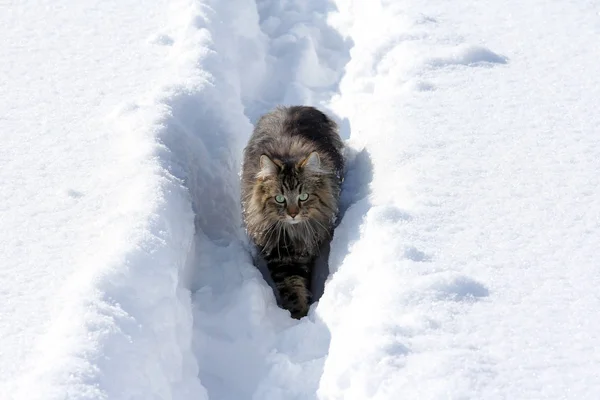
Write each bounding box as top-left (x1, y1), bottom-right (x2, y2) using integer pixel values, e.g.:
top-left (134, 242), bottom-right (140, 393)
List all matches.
top-left (298, 193), bottom-right (309, 201)
top-left (275, 194), bottom-right (286, 203)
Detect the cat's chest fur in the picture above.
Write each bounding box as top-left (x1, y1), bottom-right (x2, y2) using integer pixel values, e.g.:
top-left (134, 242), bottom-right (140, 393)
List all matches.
top-left (261, 223), bottom-right (323, 259)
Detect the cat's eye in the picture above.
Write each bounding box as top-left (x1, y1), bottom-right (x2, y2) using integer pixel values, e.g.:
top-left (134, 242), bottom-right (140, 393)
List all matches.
top-left (298, 193), bottom-right (309, 201)
top-left (275, 194), bottom-right (286, 203)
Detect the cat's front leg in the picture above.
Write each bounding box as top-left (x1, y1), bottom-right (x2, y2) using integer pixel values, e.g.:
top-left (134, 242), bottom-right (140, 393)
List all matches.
top-left (268, 261), bottom-right (312, 319)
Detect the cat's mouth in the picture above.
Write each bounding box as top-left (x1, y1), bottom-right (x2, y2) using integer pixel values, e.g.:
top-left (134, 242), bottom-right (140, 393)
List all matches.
top-left (285, 216), bottom-right (302, 224)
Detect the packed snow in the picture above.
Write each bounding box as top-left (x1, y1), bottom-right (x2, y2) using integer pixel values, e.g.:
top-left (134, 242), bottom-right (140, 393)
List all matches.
top-left (2, 0), bottom-right (600, 399)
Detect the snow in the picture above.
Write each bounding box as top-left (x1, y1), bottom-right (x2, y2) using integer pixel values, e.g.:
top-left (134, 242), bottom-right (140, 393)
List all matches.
top-left (321, 0), bottom-right (600, 398)
top-left (2, 0), bottom-right (600, 399)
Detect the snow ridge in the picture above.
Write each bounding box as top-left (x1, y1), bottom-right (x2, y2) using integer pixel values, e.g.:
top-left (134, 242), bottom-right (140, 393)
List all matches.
top-left (318, 2), bottom-right (504, 398)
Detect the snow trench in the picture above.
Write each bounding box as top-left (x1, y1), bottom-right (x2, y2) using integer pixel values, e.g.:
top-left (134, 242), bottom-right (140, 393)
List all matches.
top-left (159, 1), bottom-right (360, 399)
top-left (12, 0), bottom-right (360, 398)
top-left (145, 1), bottom-right (372, 399)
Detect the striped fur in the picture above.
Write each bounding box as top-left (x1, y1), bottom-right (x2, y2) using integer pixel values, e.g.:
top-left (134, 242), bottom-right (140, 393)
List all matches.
top-left (241, 106), bottom-right (344, 318)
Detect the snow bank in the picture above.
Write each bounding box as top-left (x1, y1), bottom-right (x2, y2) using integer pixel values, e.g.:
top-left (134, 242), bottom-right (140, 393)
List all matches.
top-left (0, 0), bottom-right (207, 398)
top-left (185, 1), bottom-right (354, 399)
top-left (6, 2), bottom-right (213, 399)
top-left (318, 0), bottom-right (600, 398)
top-left (5, 0), bottom-right (257, 397)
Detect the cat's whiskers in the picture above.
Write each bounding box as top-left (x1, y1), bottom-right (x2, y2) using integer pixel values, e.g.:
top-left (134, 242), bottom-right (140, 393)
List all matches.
top-left (308, 222), bottom-right (323, 255)
top-left (311, 218), bottom-right (331, 238)
top-left (304, 220), bottom-right (320, 251)
top-left (305, 221), bottom-right (317, 249)
top-left (261, 222), bottom-right (279, 253)
top-left (276, 222), bottom-right (283, 260)
top-left (282, 221), bottom-right (289, 251)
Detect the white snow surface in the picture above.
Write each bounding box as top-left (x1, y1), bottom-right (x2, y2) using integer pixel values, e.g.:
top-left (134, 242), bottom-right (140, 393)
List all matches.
top-left (2, 0), bottom-right (600, 399)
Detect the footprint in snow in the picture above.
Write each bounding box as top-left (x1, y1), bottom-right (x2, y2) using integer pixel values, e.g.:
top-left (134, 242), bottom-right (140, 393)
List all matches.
top-left (428, 44), bottom-right (508, 68)
top-left (66, 189), bottom-right (84, 199)
top-left (429, 273), bottom-right (489, 301)
top-left (404, 246), bottom-right (431, 262)
top-left (148, 33), bottom-right (174, 46)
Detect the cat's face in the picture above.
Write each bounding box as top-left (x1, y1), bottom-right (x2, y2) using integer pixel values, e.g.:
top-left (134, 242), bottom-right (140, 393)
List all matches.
top-left (255, 152), bottom-right (330, 225)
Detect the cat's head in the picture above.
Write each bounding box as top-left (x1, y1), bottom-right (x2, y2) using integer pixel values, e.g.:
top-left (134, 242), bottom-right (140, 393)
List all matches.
top-left (254, 151), bottom-right (334, 225)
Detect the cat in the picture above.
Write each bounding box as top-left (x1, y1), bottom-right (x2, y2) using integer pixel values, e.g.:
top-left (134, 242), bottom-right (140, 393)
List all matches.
top-left (241, 105), bottom-right (344, 319)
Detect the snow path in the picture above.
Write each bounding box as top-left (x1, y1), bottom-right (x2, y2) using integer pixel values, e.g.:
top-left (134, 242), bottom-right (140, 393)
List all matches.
top-left (3, 0), bottom-right (600, 399)
top-left (179, 1), bottom-right (354, 399)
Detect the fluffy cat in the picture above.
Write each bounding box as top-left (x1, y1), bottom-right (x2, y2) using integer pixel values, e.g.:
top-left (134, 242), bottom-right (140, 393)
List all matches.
top-left (241, 105), bottom-right (344, 319)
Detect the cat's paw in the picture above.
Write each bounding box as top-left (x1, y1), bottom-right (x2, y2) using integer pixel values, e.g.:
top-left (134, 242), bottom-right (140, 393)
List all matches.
top-left (280, 287), bottom-right (311, 319)
top-left (288, 304), bottom-right (309, 320)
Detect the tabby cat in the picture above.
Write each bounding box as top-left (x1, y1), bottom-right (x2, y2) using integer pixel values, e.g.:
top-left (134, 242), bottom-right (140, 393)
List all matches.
top-left (241, 105), bottom-right (344, 319)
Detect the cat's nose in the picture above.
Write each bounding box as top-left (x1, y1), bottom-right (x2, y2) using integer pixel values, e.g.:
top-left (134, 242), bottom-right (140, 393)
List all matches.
top-left (288, 206), bottom-right (299, 218)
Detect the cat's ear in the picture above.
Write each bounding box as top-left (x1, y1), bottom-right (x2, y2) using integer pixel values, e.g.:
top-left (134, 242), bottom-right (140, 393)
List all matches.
top-left (300, 151), bottom-right (323, 173)
top-left (257, 154), bottom-right (279, 179)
